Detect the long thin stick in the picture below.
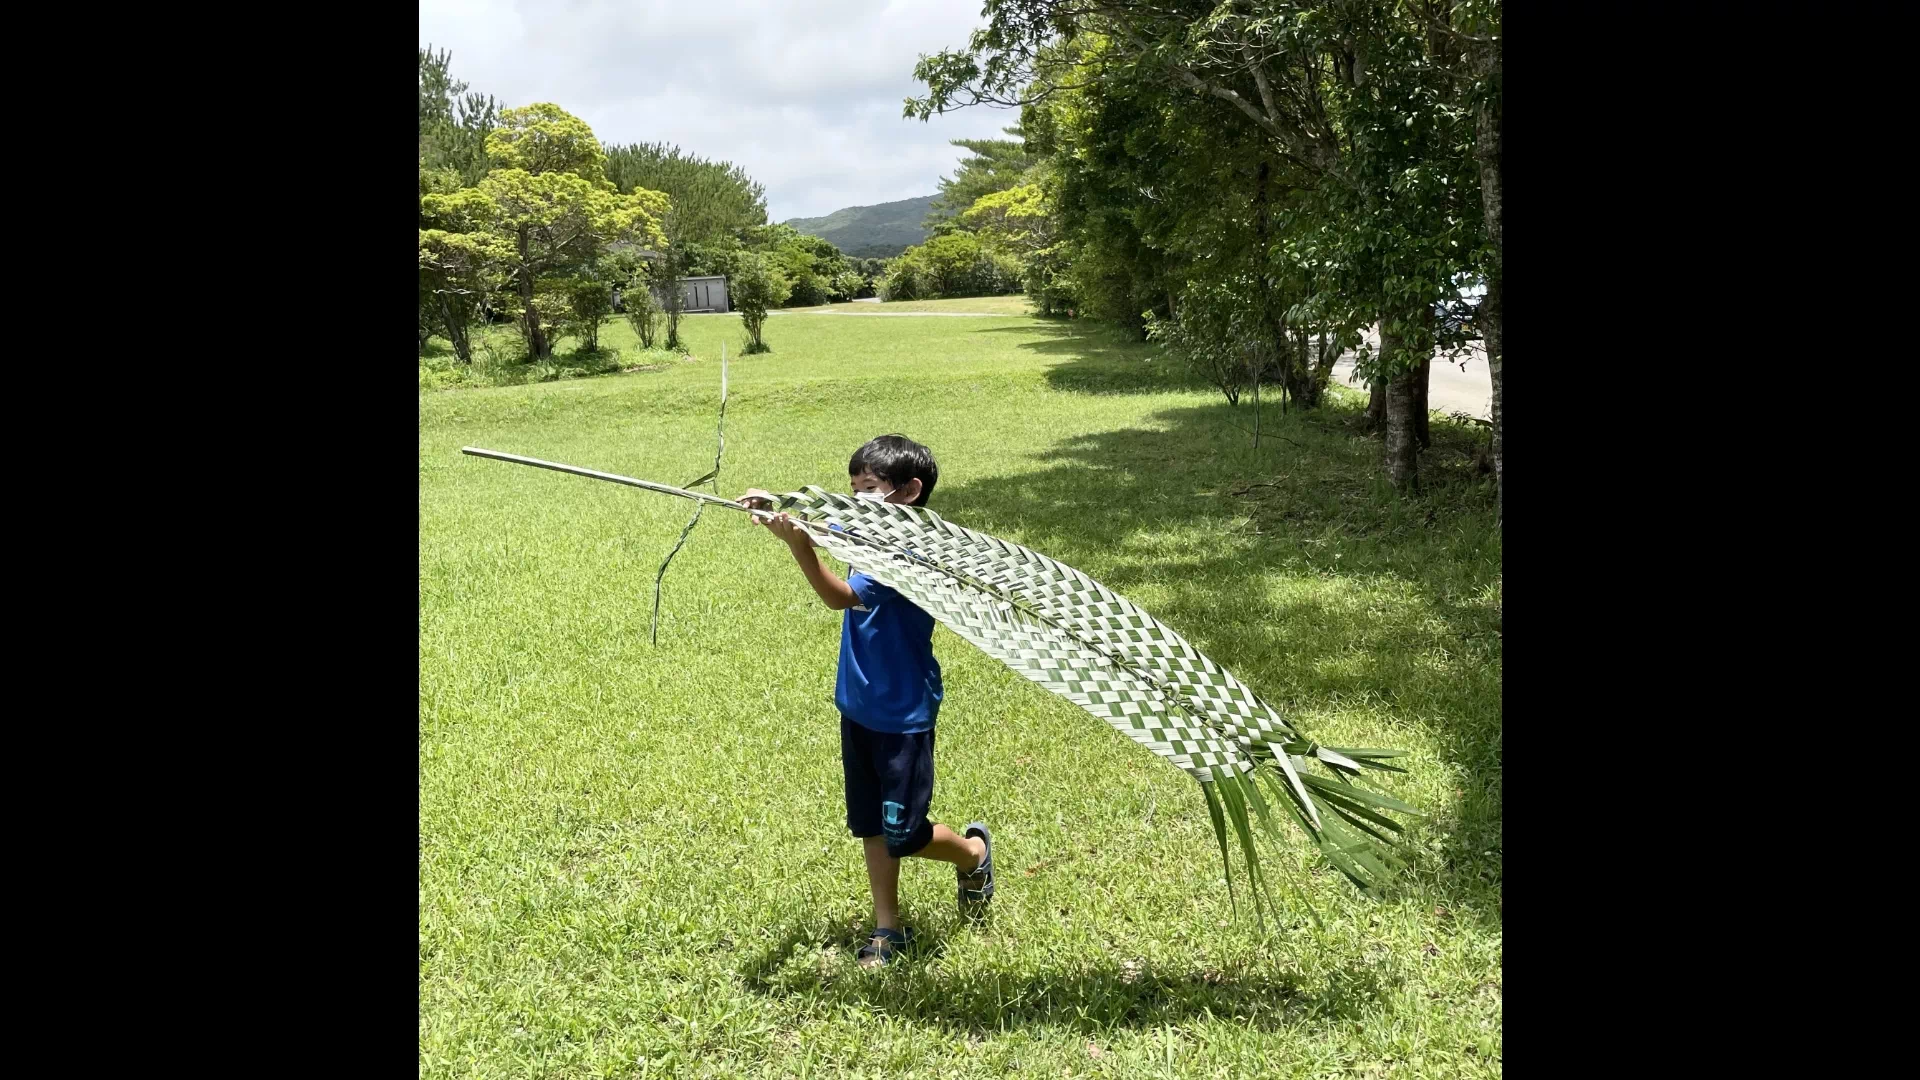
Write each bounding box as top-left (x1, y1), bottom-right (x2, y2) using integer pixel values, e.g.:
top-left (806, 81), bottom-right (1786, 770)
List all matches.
top-left (459, 446), bottom-right (761, 513)
top-left (650, 344), bottom-right (727, 643)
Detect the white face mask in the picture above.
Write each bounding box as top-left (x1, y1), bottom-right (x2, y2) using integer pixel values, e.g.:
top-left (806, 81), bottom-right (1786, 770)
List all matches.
top-left (852, 487), bottom-right (894, 504)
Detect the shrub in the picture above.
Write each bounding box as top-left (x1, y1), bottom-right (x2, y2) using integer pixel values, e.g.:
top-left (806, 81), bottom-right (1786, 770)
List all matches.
top-left (732, 252), bottom-right (791, 354)
top-left (624, 277), bottom-right (663, 349)
top-left (562, 278), bottom-right (614, 350)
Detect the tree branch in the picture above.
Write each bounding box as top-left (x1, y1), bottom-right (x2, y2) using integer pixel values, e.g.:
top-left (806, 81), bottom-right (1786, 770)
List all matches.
top-left (1247, 48), bottom-right (1282, 126)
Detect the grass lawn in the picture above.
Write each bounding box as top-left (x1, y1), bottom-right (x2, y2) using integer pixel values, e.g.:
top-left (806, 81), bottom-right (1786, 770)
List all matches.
top-left (784, 294), bottom-right (1034, 315)
top-left (419, 309), bottom-right (1502, 1078)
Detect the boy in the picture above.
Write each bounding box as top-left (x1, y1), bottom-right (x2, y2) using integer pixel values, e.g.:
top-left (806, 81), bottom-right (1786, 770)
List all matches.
top-left (741, 434), bottom-right (994, 968)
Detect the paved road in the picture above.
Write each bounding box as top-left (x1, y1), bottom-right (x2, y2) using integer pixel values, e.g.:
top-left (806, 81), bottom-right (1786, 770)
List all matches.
top-left (1331, 336), bottom-right (1493, 419)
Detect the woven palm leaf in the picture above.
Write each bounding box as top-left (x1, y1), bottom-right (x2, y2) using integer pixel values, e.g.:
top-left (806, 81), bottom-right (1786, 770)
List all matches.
top-left (769, 485), bottom-right (1416, 919)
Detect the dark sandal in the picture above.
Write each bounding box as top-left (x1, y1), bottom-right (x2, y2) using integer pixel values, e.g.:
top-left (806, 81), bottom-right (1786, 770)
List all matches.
top-left (856, 926), bottom-right (916, 967)
top-left (958, 821), bottom-right (994, 916)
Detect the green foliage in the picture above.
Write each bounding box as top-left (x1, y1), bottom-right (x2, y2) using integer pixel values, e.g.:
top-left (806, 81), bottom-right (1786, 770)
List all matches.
top-left (562, 277), bottom-right (614, 350)
top-left (482, 166), bottom-right (668, 355)
top-left (737, 224), bottom-right (860, 307)
top-left (484, 102), bottom-right (609, 182)
top-left (1145, 280), bottom-right (1263, 406)
top-left (883, 231), bottom-right (1022, 302)
top-left (604, 142), bottom-right (767, 244)
top-left (831, 268), bottom-right (867, 301)
top-left (600, 141), bottom-right (772, 348)
top-left (909, 1), bottom-right (1499, 489)
top-left (418, 46), bottom-right (500, 185)
top-left (623, 275), bottom-right (663, 349)
top-left (449, 104), bottom-right (671, 359)
top-left (419, 168), bottom-right (513, 365)
top-left (418, 290), bottom-right (436, 354)
top-left (927, 128), bottom-right (1036, 224)
top-left (730, 251), bottom-right (790, 353)
top-left (961, 182), bottom-right (1071, 315)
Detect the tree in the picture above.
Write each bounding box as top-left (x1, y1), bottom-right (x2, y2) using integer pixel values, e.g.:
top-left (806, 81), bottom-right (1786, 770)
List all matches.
top-left (605, 142), bottom-right (769, 349)
top-left (604, 143), bottom-right (767, 238)
top-left (927, 128), bottom-right (1036, 224)
top-left (563, 277), bottom-right (614, 350)
top-left (624, 274), bottom-right (663, 349)
top-left (961, 183), bottom-right (1071, 315)
top-left (1015, 68), bottom-right (1185, 335)
top-left (740, 225), bottom-right (856, 307)
top-left (883, 230), bottom-right (1021, 301)
top-left (1456, 0), bottom-right (1503, 519)
top-left (732, 252), bottom-right (791, 354)
top-left (475, 105), bottom-right (668, 359)
top-left (419, 46), bottom-right (501, 186)
top-left (831, 267), bottom-right (866, 301)
top-left (420, 165), bottom-right (510, 366)
top-left (910, 1), bottom-right (1489, 495)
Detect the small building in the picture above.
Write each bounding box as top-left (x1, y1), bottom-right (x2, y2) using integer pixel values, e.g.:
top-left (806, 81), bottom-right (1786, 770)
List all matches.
top-left (604, 242), bottom-right (729, 313)
top-left (672, 275), bottom-right (729, 313)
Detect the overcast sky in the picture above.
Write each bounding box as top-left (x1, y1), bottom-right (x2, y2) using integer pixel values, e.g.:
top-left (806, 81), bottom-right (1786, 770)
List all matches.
top-left (419, 0), bottom-right (1021, 223)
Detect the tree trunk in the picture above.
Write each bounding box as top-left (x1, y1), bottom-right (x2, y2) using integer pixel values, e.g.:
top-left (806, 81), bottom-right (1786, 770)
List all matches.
top-left (517, 229), bottom-right (548, 360)
top-left (1366, 380), bottom-right (1385, 432)
top-left (1251, 157), bottom-right (1295, 415)
top-left (1483, 280), bottom-right (1501, 519)
top-left (1251, 350), bottom-right (1261, 447)
top-left (1313, 329), bottom-right (1337, 396)
top-left (662, 257), bottom-right (687, 352)
top-left (438, 293), bottom-right (472, 365)
top-left (1290, 328), bottom-right (1325, 409)
top-left (1472, 14), bottom-right (1503, 520)
top-left (1380, 325), bottom-right (1419, 491)
top-left (1412, 350), bottom-right (1431, 450)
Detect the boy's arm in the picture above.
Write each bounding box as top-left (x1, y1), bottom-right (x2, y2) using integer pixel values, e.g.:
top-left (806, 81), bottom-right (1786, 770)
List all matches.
top-left (742, 494), bottom-right (857, 611)
top-left (783, 532), bottom-right (859, 611)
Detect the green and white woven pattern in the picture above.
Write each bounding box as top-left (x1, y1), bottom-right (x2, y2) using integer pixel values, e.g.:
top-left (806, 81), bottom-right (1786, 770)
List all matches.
top-left (787, 488), bottom-right (1288, 776)
top-left (775, 486), bottom-right (1415, 908)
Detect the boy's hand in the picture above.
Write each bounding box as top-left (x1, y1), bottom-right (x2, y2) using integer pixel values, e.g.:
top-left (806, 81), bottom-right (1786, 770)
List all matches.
top-left (763, 512), bottom-right (813, 549)
top-left (737, 488), bottom-right (776, 511)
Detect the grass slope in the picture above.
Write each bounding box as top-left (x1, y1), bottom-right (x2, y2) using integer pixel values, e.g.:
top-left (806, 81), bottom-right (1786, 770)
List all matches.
top-left (420, 311), bottom-right (1503, 1078)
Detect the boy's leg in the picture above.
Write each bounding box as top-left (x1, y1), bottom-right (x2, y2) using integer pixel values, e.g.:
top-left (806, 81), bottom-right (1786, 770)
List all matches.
top-left (842, 718), bottom-right (898, 931)
top-left (862, 836), bottom-right (902, 930)
top-left (873, 728), bottom-right (987, 875)
top-left (910, 824), bottom-right (985, 873)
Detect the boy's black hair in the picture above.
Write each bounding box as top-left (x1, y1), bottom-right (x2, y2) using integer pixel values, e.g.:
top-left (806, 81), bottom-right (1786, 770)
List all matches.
top-left (849, 434), bottom-right (938, 506)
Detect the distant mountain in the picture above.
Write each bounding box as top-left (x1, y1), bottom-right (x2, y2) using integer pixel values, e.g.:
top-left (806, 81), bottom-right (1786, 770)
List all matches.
top-left (782, 195), bottom-right (937, 258)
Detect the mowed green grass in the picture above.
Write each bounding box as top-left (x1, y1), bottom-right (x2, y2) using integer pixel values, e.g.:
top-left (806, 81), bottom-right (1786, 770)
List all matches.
top-left (784, 294), bottom-right (1034, 315)
top-left (419, 310), bottom-right (1502, 1078)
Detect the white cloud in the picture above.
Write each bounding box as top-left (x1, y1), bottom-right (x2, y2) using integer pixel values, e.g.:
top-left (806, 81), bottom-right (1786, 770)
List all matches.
top-left (419, 0), bottom-right (1023, 222)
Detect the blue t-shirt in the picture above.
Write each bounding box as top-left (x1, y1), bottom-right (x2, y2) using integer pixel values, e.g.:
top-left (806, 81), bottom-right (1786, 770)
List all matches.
top-left (836, 571), bottom-right (943, 733)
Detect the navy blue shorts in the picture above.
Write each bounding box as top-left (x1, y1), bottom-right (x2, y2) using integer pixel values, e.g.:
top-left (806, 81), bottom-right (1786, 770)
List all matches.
top-left (841, 715), bottom-right (935, 858)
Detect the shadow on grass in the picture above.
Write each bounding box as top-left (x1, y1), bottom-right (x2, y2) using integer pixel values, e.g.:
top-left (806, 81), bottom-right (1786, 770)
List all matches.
top-left (738, 917), bottom-right (1396, 1035)
top-left (972, 320), bottom-right (1215, 396)
top-left (930, 342), bottom-right (1503, 930)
